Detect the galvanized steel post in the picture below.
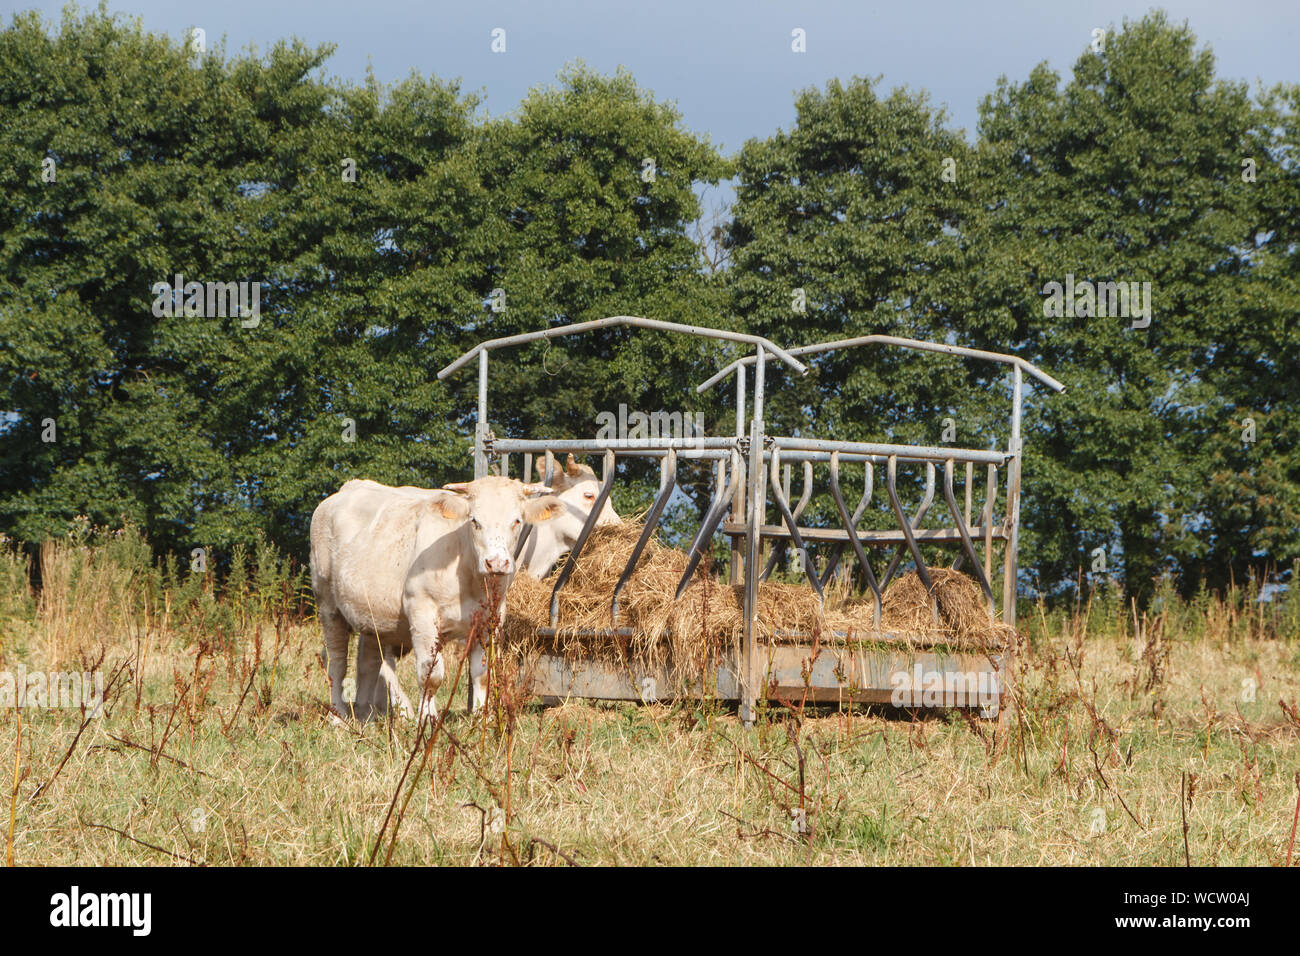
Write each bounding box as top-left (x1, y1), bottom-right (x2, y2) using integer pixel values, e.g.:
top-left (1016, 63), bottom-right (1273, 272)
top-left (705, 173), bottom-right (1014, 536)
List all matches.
top-left (1002, 364), bottom-right (1023, 627)
top-left (474, 350), bottom-right (489, 479)
top-left (730, 362), bottom-right (746, 587)
top-left (742, 347), bottom-right (767, 724)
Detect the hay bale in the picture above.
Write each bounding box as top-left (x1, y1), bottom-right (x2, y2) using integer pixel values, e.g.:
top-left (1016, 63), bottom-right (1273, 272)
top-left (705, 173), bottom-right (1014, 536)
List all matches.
top-left (504, 521), bottom-right (1011, 674)
top-left (504, 522), bottom-right (739, 675)
top-left (872, 567), bottom-right (1013, 648)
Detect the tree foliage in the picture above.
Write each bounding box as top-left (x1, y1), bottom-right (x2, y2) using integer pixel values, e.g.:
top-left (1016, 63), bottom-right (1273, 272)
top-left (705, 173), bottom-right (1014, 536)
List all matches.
top-left (1, 8), bottom-right (1295, 600)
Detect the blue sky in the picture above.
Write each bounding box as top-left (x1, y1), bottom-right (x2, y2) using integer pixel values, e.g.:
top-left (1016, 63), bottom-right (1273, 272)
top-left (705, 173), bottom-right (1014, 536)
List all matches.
top-left (11, 0), bottom-right (1299, 215)
top-left (14, 1), bottom-right (1298, 149)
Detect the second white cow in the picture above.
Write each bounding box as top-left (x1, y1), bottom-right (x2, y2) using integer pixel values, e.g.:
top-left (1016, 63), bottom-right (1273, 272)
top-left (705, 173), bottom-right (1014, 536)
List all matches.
top-left (515, 454), bottom-right (621, 577)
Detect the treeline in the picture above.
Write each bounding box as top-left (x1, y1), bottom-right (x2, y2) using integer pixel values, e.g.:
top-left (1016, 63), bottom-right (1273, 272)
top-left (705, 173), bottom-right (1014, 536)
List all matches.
top-left (1, 7), bottom-right (1297, 603)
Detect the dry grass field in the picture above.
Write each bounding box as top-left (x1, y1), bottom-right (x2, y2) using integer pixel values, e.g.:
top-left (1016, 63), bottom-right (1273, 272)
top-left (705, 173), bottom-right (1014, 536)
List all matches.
top-left (3, 528), bottom-right (1299, 866)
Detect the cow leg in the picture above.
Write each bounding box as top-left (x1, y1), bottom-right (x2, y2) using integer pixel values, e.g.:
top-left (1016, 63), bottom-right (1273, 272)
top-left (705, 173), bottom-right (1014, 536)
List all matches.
top-left (468, 596), bottom-right (507, 712)
top-left (379, 646), bottom-right (415, 719)
top-left (354, 632), bottom-right (386, 721)
top-left (406, 604), bottom-right (446, 723)
top-left (469, 639), bottom-right (489, 713)
top-left (465, 646), bottom-right (476, 714)
top-left (321, 611), bottom-right (352, 719)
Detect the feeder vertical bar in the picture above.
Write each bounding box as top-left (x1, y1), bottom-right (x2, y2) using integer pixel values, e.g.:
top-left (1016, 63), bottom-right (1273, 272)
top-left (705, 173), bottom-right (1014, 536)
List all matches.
top-left (879, 462), bottom-right (936, 591)
top-left (742, 347), bottom-right (766, 724)
top-left (674, 473), bottom-right (734, 600)
top-left (984, 464), bottom-right (996, 615)
top-left (731, 363), bottom-right (746, 587)
top-left (614, 449), bottom-right (677, 623)
top-left (965, 461), bottom-right (973, 529)
top-left (1003, 365), bottom-right (1023, 627)
top-left (467, 352), bottom-right (489, 715)
top-left (886, 456), bottom-right (938, 624)
top-left (549, 449), bottom-right (616, 628)
top-left (828, 451), bottom-right (881, 626)
top-left (763, 460), bottom-right (812, 581)
top-left (941, 459), bottom-right (995, 605)
top-left (819, 463), bottom-right (873, 588)
top-left (769, 448), bottom-right (821, 598)
top-left (953, 458), bottom-right (974, 572)
top-left (474, 349), bottom-right (489, 479)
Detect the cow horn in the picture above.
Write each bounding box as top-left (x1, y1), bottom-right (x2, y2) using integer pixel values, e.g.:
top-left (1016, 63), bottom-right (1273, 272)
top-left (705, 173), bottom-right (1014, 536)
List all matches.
top-left (442, 482), bottom-right (470, 494)
top-left (520, 482), bottom-right (553, 495)
top-left (565, 453), bottom-right (581, 477)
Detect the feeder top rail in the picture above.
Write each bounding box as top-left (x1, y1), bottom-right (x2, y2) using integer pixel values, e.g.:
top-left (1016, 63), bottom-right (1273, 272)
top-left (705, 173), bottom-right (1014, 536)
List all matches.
top-left (437, 315), bottom-right (809, 380)
top-left (696, 333), bottom-right (1067, 394)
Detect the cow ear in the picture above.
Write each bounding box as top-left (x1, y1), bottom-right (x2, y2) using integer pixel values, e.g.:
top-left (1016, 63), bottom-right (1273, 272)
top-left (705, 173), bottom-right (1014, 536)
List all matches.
top-left (436, 495), bottom-right (470, 521)
top-left (523, 495), bottom-right (562, 523)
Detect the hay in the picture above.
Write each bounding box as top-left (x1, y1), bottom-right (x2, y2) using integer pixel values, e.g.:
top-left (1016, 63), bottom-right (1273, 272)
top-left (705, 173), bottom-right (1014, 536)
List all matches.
top-left (870, 566), bottom-right (1013, 649)
top-left (504, 522), bottom-right (738, 678)
top-left (504, 520), bottom-right (1012, 676)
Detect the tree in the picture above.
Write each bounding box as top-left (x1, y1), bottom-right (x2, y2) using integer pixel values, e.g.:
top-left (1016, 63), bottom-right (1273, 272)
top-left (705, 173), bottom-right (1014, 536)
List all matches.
top-left (726, 77), bottom-right (997, 535)
top-left (467, 65), bottom-right (729, 515)
top-left (0, 13), bottom-right (729, 558)
top-left (0, 8), bottom-right (491, 558)
top-left (1188, 80), bottom-right (1300, 589)
top-left (969, 11), bottom-right (1273, 599)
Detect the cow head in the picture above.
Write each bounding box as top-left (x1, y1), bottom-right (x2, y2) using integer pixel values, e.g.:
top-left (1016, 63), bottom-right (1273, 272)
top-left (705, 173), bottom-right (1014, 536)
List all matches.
top-left (535, 454), bottom-right (622, 543)
top-left (438, 476), bottom-right (561, 576)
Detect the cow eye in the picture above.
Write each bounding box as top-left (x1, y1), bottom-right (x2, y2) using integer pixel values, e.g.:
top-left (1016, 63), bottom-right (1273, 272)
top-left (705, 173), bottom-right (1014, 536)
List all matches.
top-left (584, 492), bottom-right (595, 501)
top-left (513, 518), bottom-right (521, 527)
top-left (470, 517), bottom-right (481, 528)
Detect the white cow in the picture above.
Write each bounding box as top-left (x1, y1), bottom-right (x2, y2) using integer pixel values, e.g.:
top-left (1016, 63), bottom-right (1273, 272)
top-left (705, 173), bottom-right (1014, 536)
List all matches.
top-left (311, 457), bottom-right (619, 721)
top-left (310, 475), bottom-right (561, 722)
